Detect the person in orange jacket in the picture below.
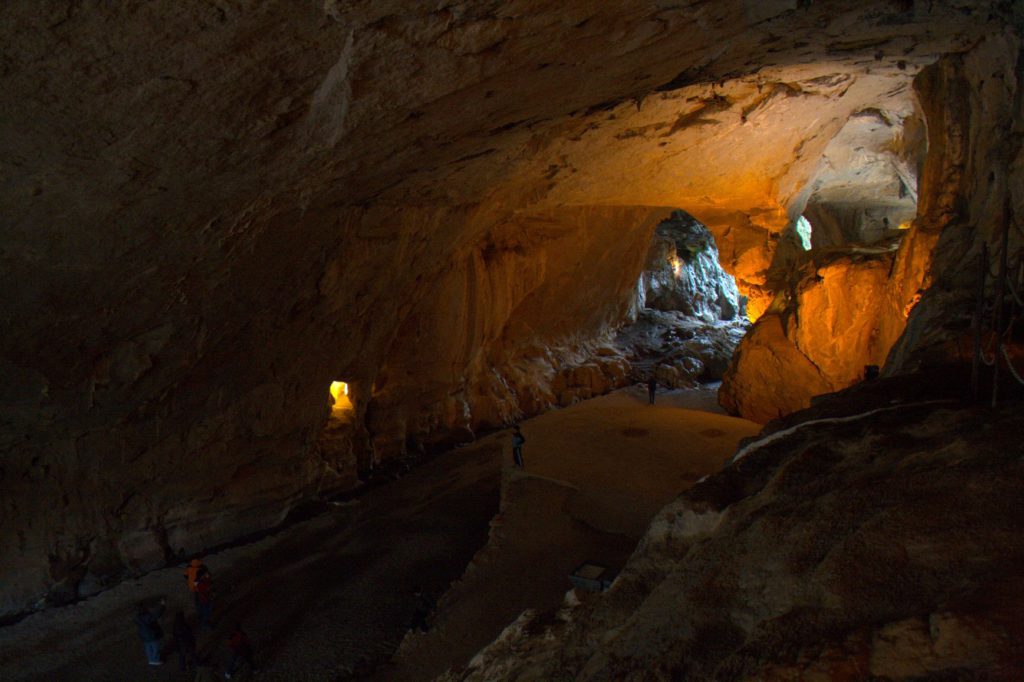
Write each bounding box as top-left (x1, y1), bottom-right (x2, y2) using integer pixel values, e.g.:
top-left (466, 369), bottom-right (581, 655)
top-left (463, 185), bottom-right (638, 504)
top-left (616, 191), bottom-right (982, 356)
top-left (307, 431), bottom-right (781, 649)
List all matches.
top-left (183, 558), bottom-right (205, 594)
top-left (183, 558), bottom-right (214, 627)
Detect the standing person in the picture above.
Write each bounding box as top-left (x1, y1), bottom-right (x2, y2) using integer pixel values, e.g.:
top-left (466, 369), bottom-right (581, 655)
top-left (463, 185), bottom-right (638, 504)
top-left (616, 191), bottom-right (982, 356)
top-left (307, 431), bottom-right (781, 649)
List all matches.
top-left (134, 598), bottom-right (166, 666)
top-left (183, 558), bottom-right (205, 594)
top-left (647, 375), bottom-right (658, 405)
top-left (172, 611), bottom-right (198, 672)
top-left (511, 425), bottom-right (526, 470)
top-left (224, 622), bottom-right (256, 679)
top-left (194, 565), bottom-right (214, 628)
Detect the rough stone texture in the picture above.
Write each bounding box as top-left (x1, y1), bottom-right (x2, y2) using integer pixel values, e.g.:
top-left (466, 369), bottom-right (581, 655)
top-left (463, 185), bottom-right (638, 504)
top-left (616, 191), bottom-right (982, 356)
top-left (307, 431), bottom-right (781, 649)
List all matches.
top-left (886, 31), bottom-right (1024, 374)
top-left (718, 313), bottom-right (833, 423)
top-left (720, 246), bottom-right (917, 422)
top-left (441, 381), bottom-right (1024, 681)
top-left (641, 211), bottom-right (743, 322)
top-left (719, 28), bottom-right (1024, 423)
top-left (801, 106), bottom-right (924, 249)
top-left (0, 2), bottom-right (1015, 617)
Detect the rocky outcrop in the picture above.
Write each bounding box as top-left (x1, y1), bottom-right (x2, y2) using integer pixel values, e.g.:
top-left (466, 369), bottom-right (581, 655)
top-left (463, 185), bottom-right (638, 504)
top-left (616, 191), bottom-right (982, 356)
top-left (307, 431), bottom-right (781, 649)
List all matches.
top-left (616, 309), bottom-right (747, 388)
top-left (0, 2), bottom-right (1016, 618)
top-left (442, 375), bottom-right (1024, 680)
top-left (720, 247), bottom-right (915, 422)
top-left (641, 211), bottom-right (743, 323)
top-left (886, 32), bottom-right (1024, 376)
top-left (719, 28), bottom-right (1024, 423)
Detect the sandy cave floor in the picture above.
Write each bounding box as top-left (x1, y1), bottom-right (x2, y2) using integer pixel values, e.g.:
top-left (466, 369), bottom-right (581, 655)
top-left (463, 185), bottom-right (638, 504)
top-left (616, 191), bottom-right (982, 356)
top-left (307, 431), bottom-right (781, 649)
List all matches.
top-left (0, 384), bottom-right (758, 682)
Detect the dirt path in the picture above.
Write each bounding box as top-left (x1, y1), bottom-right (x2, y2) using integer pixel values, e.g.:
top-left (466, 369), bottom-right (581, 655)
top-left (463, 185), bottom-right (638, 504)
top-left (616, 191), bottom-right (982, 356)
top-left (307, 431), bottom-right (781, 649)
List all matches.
top-left (0, 385), bottom-right (758, 681)
top-left (378, 384), bottom-right (760, 681)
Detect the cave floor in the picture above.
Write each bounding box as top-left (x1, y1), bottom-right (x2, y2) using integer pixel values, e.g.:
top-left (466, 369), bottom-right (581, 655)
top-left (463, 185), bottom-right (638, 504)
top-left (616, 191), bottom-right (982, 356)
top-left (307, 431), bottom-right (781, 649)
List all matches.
top-left (376, 383), bottom-right (759, 681)
top-left (0, 384), bottom-right (758, 682)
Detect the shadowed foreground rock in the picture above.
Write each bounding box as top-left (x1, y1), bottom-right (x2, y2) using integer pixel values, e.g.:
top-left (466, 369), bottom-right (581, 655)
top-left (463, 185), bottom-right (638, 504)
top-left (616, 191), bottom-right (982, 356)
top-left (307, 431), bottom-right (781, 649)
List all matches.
top-left (445, 380), bottom-right (1024, 680)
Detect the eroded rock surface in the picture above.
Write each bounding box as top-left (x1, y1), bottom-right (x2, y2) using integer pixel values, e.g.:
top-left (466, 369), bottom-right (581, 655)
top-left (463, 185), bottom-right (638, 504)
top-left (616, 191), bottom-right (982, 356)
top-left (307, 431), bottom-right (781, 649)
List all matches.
top-left (443, 377), bottom-right (1024, 681)
top-left (720, 28), bottom-right (1024, 423)
top-left (720, 246), bottom-right (912, 422)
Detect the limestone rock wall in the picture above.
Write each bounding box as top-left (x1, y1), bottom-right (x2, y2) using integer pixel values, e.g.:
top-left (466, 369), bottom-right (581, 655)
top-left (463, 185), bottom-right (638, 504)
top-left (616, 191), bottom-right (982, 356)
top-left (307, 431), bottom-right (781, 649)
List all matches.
top-left (366, 205), bottom-right (662, 457)
top-left (720, 31), bottom-right (1023, 423)
top-left (720, 245), bottom-right (927, 422)
top-left (641, 211), bottom-right (743, 322)
top-left (0, 1), bottom-right (1012, 617)
top-left (886, 31), bottom-right (1024, 374)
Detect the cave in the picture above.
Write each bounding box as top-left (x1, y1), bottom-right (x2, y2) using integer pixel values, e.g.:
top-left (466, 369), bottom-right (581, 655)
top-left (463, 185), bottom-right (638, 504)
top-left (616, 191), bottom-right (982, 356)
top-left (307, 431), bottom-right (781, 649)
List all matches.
top-left (2, 2), bottom-right (1024, 680)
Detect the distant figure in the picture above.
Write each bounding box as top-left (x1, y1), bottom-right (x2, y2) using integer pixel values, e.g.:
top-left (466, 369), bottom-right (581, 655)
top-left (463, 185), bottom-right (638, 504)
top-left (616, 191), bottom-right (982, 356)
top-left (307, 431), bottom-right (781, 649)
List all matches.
top-left (194, 566), bottom-right (214, 628)
top-left (184, 558), bottom-right (205, 594)
top-left (512, 425), bottom-right (526, 469)
top-left (224, 622), bottom-right (256, 679)
top-left (647, 375), bottom-right (658, 405)
top-left (172, 611), bottom-right (197, 672)
top-left (409, 587), bottom-right (435, 633)
top-left (134, 598), bottom-right (166, 666)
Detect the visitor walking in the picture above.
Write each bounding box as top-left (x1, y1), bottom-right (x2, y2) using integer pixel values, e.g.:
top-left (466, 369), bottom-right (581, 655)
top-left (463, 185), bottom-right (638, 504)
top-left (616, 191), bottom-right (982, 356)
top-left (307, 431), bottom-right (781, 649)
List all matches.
top-left (133, 598), bottom-right (166, 666)
top-left (172, 611), bottom-right (198, 672)
top-left (647, 375), bottom-right (658, 405)
top-left (224, 622), bottom-right (256, 679)
top-left (512, 425), bottom-right (526, 469)
top-left (194, 565), bottom-right (214, 628)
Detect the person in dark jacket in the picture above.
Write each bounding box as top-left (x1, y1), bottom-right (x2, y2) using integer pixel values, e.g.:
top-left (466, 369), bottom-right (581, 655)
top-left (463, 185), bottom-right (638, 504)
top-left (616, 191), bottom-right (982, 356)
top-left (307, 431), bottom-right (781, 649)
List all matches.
top-left (512, 425), bottom-right (526, 469)
top-left (647, 375), bottom-right (658, 404)
top-left (224, 622), bottom-right (256, 679)
top-left (172, 611), bottom-right (198, 672)
top-left (134, 599), bottom-right (166, 666)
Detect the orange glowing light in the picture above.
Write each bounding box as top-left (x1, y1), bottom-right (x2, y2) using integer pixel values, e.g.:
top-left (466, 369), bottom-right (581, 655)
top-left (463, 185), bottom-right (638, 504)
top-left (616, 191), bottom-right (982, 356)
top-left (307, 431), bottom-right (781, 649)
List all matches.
top-left (903, 291), bottom-right (923, 318)
top-left (897, 221), bottom-right (912, 230)
top-left (329, 381), bottom-right (353, 411)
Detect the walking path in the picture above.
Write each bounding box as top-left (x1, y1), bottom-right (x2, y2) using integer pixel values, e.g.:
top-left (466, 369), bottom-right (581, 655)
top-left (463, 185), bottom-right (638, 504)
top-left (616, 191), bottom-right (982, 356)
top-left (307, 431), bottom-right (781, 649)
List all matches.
top-left (379, 384), bottom-right (759, 680)
top-left (0, 385), bottom-right (758, 681)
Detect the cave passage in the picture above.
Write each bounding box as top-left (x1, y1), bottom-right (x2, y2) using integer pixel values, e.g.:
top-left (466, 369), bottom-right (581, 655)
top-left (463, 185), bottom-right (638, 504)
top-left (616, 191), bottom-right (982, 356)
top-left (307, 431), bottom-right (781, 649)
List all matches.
top-left (2, 2), bottom-right (1022, 680)
top-left (329, 380), bottom-right (353, 415)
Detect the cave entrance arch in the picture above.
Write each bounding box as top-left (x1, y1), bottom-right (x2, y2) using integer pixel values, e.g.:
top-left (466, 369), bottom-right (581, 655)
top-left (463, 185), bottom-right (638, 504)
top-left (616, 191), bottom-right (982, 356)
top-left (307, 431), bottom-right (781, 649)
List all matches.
top-left (620, 209), bottom-right (747, 389)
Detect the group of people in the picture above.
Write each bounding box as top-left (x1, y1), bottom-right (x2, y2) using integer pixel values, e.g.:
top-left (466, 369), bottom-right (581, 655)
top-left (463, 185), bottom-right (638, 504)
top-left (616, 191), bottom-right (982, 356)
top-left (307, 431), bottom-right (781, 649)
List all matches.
top-left (133, 558), bottom-right (255, 679)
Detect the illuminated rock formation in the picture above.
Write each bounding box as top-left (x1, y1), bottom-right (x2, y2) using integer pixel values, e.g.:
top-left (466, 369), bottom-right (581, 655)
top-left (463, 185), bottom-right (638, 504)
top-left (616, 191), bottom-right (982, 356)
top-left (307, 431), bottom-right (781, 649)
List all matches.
top-left (721, 28), bottom-right (1024, 423)
top-left (720, 247), bottom-right (915, 422)
top-left (0, 1), bottom-right (1017, 618)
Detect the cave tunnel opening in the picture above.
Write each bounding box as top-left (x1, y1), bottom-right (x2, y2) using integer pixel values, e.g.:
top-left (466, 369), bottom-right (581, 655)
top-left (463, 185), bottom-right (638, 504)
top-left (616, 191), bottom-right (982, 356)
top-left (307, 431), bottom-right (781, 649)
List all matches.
top-left (622, 209), bottom-right (747, 390)
top-left (328, 380), bottom-right (353, 416)
top-left (796, 105), bottom-right (925, 252)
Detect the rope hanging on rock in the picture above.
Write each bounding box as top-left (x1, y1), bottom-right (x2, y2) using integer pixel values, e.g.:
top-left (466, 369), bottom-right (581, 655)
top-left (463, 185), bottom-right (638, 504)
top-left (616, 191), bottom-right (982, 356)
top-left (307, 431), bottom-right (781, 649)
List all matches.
top-left (1002, 344), bottom-right (1024, 386)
